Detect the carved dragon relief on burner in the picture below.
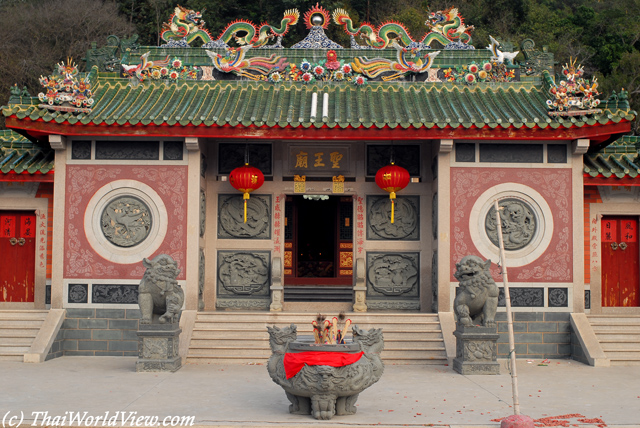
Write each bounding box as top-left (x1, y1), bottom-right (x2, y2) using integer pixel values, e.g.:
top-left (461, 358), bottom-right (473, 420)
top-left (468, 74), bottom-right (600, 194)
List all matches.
top-left (267, 323), bottom-right (384, 420)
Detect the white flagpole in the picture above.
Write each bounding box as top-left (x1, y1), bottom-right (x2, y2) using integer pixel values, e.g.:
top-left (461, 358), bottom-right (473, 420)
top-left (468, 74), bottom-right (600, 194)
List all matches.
top-left (494, 199), bottom-right (520, 415)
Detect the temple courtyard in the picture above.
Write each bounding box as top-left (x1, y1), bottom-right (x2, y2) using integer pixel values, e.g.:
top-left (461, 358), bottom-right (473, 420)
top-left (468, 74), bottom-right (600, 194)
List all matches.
top-left (1, 356), bottom-right (638, 427)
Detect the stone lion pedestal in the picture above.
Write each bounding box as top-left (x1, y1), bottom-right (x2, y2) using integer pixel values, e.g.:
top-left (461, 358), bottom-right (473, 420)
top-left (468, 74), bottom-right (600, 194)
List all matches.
top-left (134, 254), bottom-right (184, 373)
top-left (453, 325), bottom-right (500, 375)
top-left (136, 323), bottom-right (182, 372)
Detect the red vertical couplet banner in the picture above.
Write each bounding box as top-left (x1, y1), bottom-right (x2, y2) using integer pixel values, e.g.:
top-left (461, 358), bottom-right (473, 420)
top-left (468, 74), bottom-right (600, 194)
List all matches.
top-left (1, 216), bottom-right (16, 237)
top-left (621, 220), bottom-right (637, 242)
top-left (601, 219), bottom-right (616, 242)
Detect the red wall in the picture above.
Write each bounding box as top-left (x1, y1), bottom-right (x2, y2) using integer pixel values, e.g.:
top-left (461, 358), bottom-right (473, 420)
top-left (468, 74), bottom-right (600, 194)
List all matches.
top-left (63, 165), bottom-right (188, 280)
top-left (450, 167), bottom-right (573, 283)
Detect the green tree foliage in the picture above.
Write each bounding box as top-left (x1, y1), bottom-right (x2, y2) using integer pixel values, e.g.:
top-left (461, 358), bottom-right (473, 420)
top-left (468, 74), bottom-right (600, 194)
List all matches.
top-left (0, 0), bottom-right (134, 126)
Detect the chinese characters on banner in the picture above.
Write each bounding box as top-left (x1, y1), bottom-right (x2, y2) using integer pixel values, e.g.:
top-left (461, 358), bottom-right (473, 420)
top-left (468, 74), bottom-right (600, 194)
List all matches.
top-left (274, 195), bottom-right (282, 255)
top-left (1, 215), bottom-right (16, 237)
top-left (591, 217), bottom-right (599, 272)
top-left (621, 219), bottom-right (637, 242)
top-left (39, 212), bottom-right (46, 268)
top-left (356, 197), bottom-right (364, 255)
top-left (21, 215), bottom-right (35, 238)
top-left (601, 219), bottom-right (616, 242)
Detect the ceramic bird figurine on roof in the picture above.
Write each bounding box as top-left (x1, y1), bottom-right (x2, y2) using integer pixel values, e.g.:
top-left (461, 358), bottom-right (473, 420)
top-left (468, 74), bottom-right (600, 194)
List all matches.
top-left (487, 35), bottom-right (519, 65)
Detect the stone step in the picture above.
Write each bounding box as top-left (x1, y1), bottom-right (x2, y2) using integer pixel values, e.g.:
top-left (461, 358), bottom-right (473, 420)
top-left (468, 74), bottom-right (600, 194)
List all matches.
top-left (596, 331), bottom-right (640, 343)
top-left (0, 329), bottom-right (40, 337)
top-left (588, 316), bottom-right (640, 325)
top-left (0, 311), bottom-right (47, 318)
top-left (0, 345), bottom-right (30, 353)
top-left (187, 312), bottom-right (446, 364)
top-left (601, 341), bottom-right (640, 350)
top-left (191, 329), bottom-right (441, 341)
top-left (610, 359), bottom-right (640, 366)
top-left (193, 322), bottom-right (442, 332)
top-left (602, 350), bottom-right (640, 360)
top-left (0, 319), bottom-right (47, 328)
top-left (196, 312), bottom-right (439, 320)
top-left (0, 354), bottom-right (24, 362)
top-left (189, 340), bottom-right (445, 353)
top-left (0, 336), bottom-right (34, 346)
top-left (186, 356), bottom-right (445, 365)
top-left (592, 325), bottom-right (640, 333)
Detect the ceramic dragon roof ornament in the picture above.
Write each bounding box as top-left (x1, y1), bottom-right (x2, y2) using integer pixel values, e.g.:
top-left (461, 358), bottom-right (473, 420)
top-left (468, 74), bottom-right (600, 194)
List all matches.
top-left (332, 7), bottom-right (474, 50)
top-left (160, 5), bottom-right (299, 49)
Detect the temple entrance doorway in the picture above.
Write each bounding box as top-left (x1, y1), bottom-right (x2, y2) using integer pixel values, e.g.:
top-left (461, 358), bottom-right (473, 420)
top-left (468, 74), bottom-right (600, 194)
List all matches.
top-left (283, 195), bottom-right (353, 302)
top-left (601, 216), bottom-right (639, 307)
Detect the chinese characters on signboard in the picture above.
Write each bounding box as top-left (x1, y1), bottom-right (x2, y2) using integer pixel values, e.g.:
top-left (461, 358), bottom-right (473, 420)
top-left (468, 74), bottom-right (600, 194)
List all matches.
top-left (287, 145), bottom-right (351, 176)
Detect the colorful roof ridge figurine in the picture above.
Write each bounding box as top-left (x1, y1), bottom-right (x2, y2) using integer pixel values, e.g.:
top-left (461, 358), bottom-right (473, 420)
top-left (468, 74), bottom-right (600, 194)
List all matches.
top-left (37, 58), bottom-right (93, 113)
top-left (547, 57), bottom-right (601, 116)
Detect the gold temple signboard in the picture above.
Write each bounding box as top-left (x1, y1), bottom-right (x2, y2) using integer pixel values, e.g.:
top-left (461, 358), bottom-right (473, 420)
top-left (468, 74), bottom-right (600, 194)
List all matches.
top-left (287, 144), bottom-right (352, 177)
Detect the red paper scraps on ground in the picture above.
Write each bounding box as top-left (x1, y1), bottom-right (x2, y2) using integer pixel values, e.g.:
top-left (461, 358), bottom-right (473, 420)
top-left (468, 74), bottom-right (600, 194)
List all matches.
top-left (491, 414), bottom-right (607, 427)
top-left (283, 351), bottom-right (364, 379)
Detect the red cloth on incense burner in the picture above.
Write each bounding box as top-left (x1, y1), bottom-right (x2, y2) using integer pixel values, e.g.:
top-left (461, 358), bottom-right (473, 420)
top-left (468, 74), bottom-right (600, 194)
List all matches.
top-left (283, 351), bottom-right (365, 379)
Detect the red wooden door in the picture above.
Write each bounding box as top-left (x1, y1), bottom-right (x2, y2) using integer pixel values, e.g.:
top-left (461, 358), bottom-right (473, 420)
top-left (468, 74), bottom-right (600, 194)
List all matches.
top-left (601, 216), bottom-right (639, 307)
top-left (0, 211), bottom-right (36, 302)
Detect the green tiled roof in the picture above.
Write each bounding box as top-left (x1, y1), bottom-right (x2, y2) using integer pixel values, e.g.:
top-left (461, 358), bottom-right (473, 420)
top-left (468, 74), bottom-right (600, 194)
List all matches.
top-left (2, 75), bottom-right (635, 131)
top-left (0, 130), bottom-right (54, 175)
top-left (584, 136), bottom-right (640, 179)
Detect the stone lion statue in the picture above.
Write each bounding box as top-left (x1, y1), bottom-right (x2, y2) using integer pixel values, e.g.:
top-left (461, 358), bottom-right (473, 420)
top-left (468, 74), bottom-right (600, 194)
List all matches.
top-left (267, 324), bottom-right (384, 420)
top-left (453, 255), bottom-right (499, 327)
top-left (138, 254), bottom-right (184, 324)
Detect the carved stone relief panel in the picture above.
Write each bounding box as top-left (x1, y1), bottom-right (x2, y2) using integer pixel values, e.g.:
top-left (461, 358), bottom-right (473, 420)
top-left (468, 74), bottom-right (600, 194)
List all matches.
top-left (217, 251), bottom-right (270, 297)
top-left (95, 141), bottom-right (159, 160)
top-left (367, 196), bottom-right (419, 240)
top-left (485, 198), bottom-right (536, 251)
top-left (198, 248), bottom-right (205, 310)
top-left (366, 252), bottom-right (419, 298)
top-left (71, 141), bottom-right (91, 160)
top-left (100, 196), bottom-right (152, 247)
top-left (218, 194), bottom-right (271, 239)
top-left (92, 284), bottom-right (138, 304)
top-left (68, 284), bottom-right (88, 304)
top-left (548, 287), bottom-right (568, 307)
top-left (497, 287), bottom-right (544, 307)
top-left (432, 193), bottom-right (438, 240)
top-left (431, 251), bottom-right (438, 312)
top-left (163, 141), bottom-right (183, 160)
top-left (200, 190), bottom-right (206, 238)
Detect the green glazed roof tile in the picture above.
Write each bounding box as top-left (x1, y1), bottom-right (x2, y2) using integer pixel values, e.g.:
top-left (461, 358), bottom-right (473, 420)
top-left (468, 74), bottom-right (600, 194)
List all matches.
top-left (3, 69), bottom-right (636, 132)
top-left (0, 130), bottom-right (54, 176)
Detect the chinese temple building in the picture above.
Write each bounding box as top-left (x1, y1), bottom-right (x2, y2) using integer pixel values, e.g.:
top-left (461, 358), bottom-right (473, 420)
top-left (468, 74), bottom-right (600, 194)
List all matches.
top-left (1, 5), bottom-right (638, 366)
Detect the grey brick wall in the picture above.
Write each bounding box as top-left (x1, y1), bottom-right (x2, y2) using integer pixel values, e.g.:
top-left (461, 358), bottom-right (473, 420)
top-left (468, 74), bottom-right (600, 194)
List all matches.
top-left (50, 308), bottom-right (140, 357)
top-left (495, 312), bottom-right (571, 359)
top-left (46, 328), bottom-right (64, 360)
top-left (570, 329), bottom-right (589, 365)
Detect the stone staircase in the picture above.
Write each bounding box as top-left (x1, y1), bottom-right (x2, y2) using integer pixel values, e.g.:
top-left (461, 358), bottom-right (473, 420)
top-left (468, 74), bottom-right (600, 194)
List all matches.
top-left (588, 315), bottom-right (640, 365)
top-left (187, 312), bottom-right (447, 365)
top-left (0, 310), bottom-right (48, 362)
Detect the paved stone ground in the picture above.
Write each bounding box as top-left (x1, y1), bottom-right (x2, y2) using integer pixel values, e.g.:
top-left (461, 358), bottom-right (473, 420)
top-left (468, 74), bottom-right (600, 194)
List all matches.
top-left (1, 357), bottom-right (638, 427)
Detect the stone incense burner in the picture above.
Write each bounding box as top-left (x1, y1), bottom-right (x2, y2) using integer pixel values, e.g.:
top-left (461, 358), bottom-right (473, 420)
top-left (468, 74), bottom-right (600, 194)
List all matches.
top-left (266, 324), bottom-right (384, 420)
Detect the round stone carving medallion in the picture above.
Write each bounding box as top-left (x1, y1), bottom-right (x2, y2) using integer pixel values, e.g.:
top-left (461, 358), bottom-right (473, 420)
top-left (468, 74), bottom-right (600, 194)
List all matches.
top-left (485, 198), bottom-right (537, 251)
top-left (100, 196), bottom-right (152, 247)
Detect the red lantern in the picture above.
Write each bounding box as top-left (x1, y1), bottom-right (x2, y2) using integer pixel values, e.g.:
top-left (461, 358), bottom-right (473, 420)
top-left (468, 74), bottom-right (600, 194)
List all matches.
top-left (375, 163), bottom-right (410, 223)
top-left (229, 164), bottom-right (265, 223)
